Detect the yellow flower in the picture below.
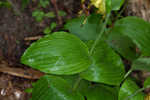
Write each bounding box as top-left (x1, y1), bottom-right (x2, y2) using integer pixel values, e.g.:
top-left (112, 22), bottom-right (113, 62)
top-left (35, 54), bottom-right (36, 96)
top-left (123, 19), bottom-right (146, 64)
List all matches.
top-left (145, 93), bottom-right (150, 100)
top-left (91, 0), bottom-right (106, 14)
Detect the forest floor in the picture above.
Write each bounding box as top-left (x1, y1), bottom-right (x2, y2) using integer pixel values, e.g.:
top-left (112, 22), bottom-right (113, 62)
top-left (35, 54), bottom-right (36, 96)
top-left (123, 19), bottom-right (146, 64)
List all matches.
top-left (0, 0), bottom-right (81, 99)
top-left (0, 0), bottom-right (150, 100)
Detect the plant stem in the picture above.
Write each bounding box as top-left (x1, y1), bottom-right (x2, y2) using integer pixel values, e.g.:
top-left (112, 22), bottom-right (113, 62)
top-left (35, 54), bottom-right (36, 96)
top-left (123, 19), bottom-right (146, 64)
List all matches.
top-left (124, 69), bottom-right (133, 79)
top-left (72, 13), bottom-right (111, 91)
top-left (89, 13), bottom-right (111, 55)
top-left (124, 85), bottom-right (150, 100)
top-left (72, 77), bottom-right (82, 91)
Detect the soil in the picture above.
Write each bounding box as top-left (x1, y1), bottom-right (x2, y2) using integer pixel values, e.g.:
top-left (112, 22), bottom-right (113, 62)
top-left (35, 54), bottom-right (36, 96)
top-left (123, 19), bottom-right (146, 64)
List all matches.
top-left (0, 0), bottom-right (150, 100)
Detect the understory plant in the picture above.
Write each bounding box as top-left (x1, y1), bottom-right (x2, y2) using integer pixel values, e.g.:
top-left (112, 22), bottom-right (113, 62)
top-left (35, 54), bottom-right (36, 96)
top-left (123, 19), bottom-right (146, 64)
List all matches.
top-left (31, 0), bottom-right (66, 34)
top-left (21, 0), bottom-right (150, 100)
top-left (0, 0), bottom-right (11, 8)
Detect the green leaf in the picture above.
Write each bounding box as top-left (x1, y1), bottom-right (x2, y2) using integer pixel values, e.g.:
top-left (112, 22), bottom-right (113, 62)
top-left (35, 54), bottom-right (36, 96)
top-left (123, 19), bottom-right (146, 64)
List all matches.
top-left (32, 10), bottom-right (45, 22)
top-left (43, 27), bottom-right (51, 34)
top-left (84, 84), bottom-right (119, 100)
top-left (21, 0), bottom-right (30, 10)
top-left (112, 0), bottom-right (125, 10)
top-left (65, 14), bottom-right (102, 41)
top-left (39, 0), bottom-right (50, 8)
top-left (50, 22), bottom-right (57, 30)
top-left (31, 75), bottom-right (84, 100)
top-left (144, 77), bottom-right (150, 88)
top-left (132, 57), bottom-right (150, 72)
top-left (21, 32), bottom-right (91, 75)
top-left (24, 88), bottom-right (32, 93)
top-left (60, 75), bottom-right (91, 95)
top-left (0, 1), bottom-right (11, 8)
top-left (119, 78), bottom-right (145, 100)
top-left (107, 28), bottom-right (138, 61)
top-left (60, 75), bottom-right (88, 88)
top-left (45, 12), bottom-right (56, 18)
top-left (113, 16), bottom-right (150, 56)
top-left (58, 10), bottom-right (67, 17)
top-left (43, 22), bottom-right (57, 34)
top-left (105, 0), bottom-right (112, 13)
top-left (80, 40), bottom-right (125, 85)
top-left (64, 75), bottom-right (119, 100)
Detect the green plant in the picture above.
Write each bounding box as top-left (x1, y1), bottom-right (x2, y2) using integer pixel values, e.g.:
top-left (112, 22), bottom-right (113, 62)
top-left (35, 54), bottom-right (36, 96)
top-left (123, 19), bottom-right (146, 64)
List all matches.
top-left (0, 1), bottom-right (11, 8)
top-left (45, 12), bottom-right (56, 18)
top-left (31, 0), bottom-right (53, 22)
top-left (58, 10), bottom-right (67, 17)
top-left (32, 10), bottom-right (45, 22)
top-left (21, 0), bottom-right (50, 10)
top-left (21, 0), bottom-right (30, 10)
top-left (31, 0), bottom-right (66, 34)
top-left (31, 0), bottom-right (66, 22)
top-left (21, 0), bottom-right (150, 100)
top-left (39, 0), bottom-right (50, 8)
top-left (43, 22), bottom-right (57, 34)
top-left (32, 10), bottom-right (56, 22)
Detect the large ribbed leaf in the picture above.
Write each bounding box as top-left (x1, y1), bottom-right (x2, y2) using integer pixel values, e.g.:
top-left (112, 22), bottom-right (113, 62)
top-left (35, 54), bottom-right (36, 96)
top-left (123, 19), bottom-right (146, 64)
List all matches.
top-left (119, 78), bottom-right (145, 100)
top-left (64, 75), bottom-right (119, 100)
top-left (60, 75), bottom-right (91, 90)
top-left (107, 28), bottom-right (138, 61)
top-left (80, 40), bottom-right (125, 85)
top-left (64, 14), bottom-right (102, 41)
top-left (31, 75), bottom-right (84, 100)
top-left (21, 32), bottom-right (91, 75)
top-left (61, 75), bottom-right (92, 97)
top-left (114, 17), bottom-right (150, 56)
top-left (132, 57), bottom-right (150, 72)
top-left (84, 84), bottom-right (118, 100)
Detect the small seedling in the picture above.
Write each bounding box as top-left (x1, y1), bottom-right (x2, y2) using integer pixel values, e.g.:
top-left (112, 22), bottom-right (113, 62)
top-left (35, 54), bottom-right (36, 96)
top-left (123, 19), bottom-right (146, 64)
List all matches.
top-left (39, 0), bottom-right (50, 8)
top-left (43, 22), bottom-right (57, 34)
top-left (45, 12), bottom-right (56, 18)
top-left (32, 10), bottom-right (45, 22)
top-left (58, 10), bottom-right (67, 17)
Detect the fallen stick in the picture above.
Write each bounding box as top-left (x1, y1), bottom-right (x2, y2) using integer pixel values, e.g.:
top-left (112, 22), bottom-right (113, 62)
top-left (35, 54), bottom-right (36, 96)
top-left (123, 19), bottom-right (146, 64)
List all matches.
top-left (24, 35), bottom-right (42, 41)
top-left (0, 63), bottom-right (44, 79)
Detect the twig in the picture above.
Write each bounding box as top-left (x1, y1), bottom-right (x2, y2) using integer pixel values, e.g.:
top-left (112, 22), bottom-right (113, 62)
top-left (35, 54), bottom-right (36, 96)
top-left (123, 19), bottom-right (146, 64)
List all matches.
top-left (124, 69), bottom-right (133, 79)
top-left (24, 35), bottom-right (42, 41)
top-left (72, 77), bottom-right (81, 91)
top-left (0, 63), bottom-right (44, 79)
top-left (89, 13), bottom-right (111, 55)
top-left (51, 0), bottom-right (63, 25)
